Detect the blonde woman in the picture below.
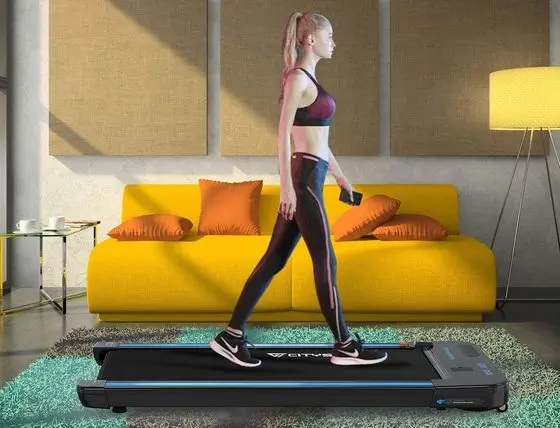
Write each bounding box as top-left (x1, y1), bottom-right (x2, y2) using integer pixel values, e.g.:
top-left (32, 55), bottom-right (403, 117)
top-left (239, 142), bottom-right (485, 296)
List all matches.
top-left (210, 12), bottom-right (388, 368)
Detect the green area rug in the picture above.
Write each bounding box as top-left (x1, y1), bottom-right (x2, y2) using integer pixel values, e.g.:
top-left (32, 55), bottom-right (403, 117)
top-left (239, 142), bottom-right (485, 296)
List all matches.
top-left (1, 325), bottom-right (559, 427)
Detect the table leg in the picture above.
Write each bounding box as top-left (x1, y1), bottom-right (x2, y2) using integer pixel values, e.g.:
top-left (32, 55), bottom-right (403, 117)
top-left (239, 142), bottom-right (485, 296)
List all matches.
top-left (62, 236), bottom-right (67, 314)
top-left (0, 237), bottom-right (3, 316)
top-left (39, 235), bottom-right (66, 314)
top-left (39, 235), bottom-right (44, 296)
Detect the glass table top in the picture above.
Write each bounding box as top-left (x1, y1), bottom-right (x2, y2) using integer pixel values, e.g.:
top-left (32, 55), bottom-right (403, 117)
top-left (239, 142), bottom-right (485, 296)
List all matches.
top-left (0, 221), bottom-right (100, 238)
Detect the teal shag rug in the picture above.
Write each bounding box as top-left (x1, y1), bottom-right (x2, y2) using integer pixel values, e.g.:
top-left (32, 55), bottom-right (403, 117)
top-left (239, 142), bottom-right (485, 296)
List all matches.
top-left (1, 325), bottom-right (559, 428)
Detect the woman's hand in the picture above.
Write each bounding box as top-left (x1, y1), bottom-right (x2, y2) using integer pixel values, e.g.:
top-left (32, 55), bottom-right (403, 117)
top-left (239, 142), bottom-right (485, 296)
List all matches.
top-left (280, 185), bottom-right (297, 220)
top-left (335, 175), bottom-right (354, 203)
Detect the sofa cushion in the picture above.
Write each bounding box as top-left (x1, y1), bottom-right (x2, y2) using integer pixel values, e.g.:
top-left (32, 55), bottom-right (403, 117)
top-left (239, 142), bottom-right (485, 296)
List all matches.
top-left (87, 235), bottom-right (292, 314)
top-left (107, 214), bottom-right (193, 241)
top-left (291, 235), bottom-right (496, 313)
top-left (372, 214), bottom-right (449, 241)
top-left (331, 195), bottom-right (401, 241)
top-left (197, 179), bottom-right (263, 235)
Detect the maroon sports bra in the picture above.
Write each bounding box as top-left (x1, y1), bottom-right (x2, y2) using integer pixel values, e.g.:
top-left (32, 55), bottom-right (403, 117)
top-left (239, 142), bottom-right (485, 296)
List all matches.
top-left (293, 68), bottom-right (336, 127)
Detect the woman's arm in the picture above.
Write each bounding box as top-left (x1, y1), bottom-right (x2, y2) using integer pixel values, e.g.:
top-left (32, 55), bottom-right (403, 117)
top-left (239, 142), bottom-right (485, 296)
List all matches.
top-left (328, 147), bottom-right (354, 201)
top-left (277, 70), bottom-right (307, 188)
top-left (327, 147), bottom-right (345, 180)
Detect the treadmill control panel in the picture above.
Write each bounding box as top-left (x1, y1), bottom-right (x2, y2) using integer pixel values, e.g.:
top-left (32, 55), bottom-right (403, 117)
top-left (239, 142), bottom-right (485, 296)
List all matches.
top-left (457, 344), bottom-right (480, 358)
top-left (450, 366), bottom-right (473, 372)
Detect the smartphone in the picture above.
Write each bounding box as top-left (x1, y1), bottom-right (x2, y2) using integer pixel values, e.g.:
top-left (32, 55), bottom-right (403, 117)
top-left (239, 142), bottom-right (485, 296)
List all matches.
top-left (339, 188), bottom-right (363, 206)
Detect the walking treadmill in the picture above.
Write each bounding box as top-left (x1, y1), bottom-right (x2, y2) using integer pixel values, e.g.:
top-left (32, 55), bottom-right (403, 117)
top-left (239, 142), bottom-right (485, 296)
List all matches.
top-left (77, 341), bottom-right (509, 413)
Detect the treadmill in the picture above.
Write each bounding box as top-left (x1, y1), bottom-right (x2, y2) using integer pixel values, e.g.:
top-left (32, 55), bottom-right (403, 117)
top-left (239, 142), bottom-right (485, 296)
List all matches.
top-left (77, 340), bottom-right (509, 413)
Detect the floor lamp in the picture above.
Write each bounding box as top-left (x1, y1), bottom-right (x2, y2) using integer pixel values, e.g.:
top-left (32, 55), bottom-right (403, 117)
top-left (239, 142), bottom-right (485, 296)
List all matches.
top-left (489, 66), bottom-right (560, 309)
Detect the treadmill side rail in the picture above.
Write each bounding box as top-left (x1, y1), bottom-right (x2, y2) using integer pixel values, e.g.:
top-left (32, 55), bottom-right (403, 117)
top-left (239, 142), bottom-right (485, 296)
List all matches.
top-left (93, 342), bottom-right (120, 365)
top-left (77, 380), bottom-right (110, 409)
top-left (77, 382), bottom-right (438, 409)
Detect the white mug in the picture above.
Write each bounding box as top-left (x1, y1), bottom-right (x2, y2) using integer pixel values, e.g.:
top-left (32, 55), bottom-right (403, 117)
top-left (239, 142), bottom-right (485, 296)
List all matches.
top-left (48, 216), bottom-right (66, 230)
top-left (15, 219), bottom-right (38, 233)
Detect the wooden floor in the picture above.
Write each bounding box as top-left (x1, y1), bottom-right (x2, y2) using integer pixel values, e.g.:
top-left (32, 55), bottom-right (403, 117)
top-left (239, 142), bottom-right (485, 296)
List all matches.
top-left (1, 292), bottom-right (560, 388)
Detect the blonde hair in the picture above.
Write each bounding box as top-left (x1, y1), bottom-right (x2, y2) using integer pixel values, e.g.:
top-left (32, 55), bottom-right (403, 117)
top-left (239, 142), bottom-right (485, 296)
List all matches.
top-left (279, 12), bottom-right (329, 103)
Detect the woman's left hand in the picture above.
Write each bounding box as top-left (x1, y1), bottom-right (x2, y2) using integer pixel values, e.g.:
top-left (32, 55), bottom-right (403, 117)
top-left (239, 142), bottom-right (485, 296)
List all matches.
top-left (335, 174), bottom-right (354, 203)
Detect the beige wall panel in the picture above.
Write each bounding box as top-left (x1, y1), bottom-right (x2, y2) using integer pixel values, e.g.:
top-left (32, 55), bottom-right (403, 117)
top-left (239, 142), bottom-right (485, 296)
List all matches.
top-left (390, 0), bottom-right (549, 156)
top-left (50, 0), bottom-right (207, 156)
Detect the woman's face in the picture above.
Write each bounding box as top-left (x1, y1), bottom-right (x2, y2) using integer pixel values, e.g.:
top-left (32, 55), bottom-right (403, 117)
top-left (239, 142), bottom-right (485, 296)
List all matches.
top-left (311, 23), bottom-right (336, 59)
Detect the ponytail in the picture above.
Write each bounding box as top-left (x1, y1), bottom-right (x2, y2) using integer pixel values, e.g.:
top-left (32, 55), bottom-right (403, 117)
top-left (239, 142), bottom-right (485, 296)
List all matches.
top-left (279, 12), bottom-right (303, 103)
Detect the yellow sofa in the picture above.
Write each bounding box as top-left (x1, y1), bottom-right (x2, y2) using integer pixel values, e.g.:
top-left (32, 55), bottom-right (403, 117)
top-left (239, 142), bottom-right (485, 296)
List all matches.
top-left (87, 183), bottom-right (497, 323)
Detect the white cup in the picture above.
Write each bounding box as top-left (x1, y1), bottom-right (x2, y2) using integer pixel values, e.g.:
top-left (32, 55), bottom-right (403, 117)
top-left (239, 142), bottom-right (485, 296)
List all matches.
top-left (48, 216), bottom-right (66, 230)
top-left (15, 219), bottom-right (38, 233)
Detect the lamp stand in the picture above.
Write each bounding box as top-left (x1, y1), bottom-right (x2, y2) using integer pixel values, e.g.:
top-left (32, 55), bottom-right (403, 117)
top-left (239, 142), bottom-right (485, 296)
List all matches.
top-left (491, 127), bottom-right (560, 309)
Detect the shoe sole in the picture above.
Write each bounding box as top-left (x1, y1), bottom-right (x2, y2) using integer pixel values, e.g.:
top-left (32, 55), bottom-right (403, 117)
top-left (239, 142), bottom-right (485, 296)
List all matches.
top-left (330, 352), bottom-right (388, 366)
top-left (209, 339), bottom-right (262, 368)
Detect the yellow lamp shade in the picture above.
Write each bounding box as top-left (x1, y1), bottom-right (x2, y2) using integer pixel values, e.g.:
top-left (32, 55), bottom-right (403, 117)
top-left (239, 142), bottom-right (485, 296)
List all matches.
top-left (489, 67), bottom-right (560, 130)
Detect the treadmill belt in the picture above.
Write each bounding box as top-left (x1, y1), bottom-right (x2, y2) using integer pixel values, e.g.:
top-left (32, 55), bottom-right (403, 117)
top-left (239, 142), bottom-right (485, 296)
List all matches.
top-left (98, 347), bottom-right (441, 381)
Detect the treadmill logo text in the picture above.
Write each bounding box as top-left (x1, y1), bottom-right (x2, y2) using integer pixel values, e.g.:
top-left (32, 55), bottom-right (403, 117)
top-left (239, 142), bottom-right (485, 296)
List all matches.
top-left (267, 353), bottom-right (332, 358)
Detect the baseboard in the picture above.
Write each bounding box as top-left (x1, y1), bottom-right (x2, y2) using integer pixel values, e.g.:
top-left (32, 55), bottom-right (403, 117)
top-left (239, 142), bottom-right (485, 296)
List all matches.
top-left (497, 286), bottom-right (560, 301)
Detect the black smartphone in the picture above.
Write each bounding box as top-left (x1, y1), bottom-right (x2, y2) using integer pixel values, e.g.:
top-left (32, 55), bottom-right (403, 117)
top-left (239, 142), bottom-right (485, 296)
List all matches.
top-left (339, 188), bottom-right (363, 206)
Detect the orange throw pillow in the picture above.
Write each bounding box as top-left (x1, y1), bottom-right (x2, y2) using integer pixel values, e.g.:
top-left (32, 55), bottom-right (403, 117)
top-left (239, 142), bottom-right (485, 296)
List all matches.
top-left (372, 214), bottom-right (449, 241)
top-left (198, 179), bottom-right (263, 235)
top-left (108, 214), bottom-right (193, 241)
top-left (331, 195), bottom-right (401, 241)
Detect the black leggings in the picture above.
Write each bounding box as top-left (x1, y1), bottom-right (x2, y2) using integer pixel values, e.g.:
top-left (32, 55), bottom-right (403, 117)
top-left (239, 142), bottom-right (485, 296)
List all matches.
top-left (228, 152), bottom-right (350, 343)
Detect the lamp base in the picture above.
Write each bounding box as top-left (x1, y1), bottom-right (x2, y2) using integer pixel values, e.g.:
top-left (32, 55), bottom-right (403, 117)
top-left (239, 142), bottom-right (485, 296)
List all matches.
top-left (491, 128), bottom-right (560, 309)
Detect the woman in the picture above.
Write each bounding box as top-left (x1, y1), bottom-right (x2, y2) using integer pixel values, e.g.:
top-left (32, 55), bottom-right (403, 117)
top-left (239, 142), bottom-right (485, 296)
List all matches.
top-left (210, 12), bottom-right (388, 368)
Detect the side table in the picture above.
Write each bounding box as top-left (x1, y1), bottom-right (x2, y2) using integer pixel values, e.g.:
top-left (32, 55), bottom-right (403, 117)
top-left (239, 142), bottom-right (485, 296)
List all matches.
top-left (0, 220), bottom-right (100, 315)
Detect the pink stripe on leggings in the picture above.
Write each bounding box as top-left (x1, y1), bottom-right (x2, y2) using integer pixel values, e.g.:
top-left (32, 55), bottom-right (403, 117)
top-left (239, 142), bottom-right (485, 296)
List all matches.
top-left (306, 186), bottom-right (335, 310)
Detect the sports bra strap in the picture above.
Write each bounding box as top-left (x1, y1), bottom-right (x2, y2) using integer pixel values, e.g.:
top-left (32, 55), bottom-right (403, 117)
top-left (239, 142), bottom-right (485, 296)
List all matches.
top-left (295, 67), bottom-right (320, 86)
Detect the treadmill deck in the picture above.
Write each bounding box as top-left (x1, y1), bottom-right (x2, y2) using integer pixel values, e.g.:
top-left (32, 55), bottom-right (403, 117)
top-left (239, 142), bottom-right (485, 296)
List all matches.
top-left (98, 346), bottom-right (441, 382)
